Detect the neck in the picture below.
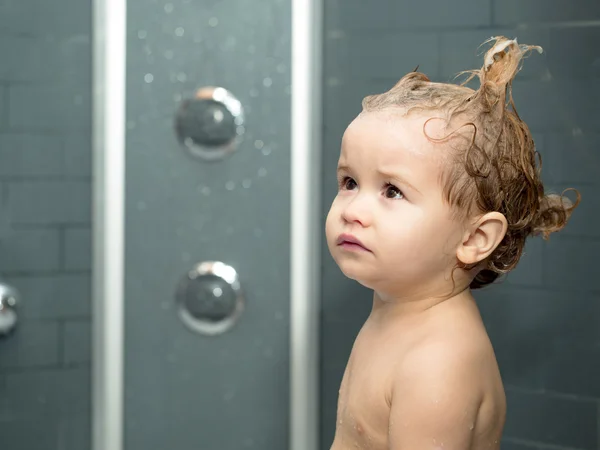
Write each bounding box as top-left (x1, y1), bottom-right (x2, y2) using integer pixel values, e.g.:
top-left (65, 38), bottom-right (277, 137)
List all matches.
top-left (369, 283), bottom-right (472, 323)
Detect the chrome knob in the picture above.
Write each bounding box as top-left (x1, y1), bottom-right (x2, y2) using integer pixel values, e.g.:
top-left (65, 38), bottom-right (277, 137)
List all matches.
top-left (0, 281), bottom-right (20, 336)
top-left (175, 261), bottom-right (244, 336)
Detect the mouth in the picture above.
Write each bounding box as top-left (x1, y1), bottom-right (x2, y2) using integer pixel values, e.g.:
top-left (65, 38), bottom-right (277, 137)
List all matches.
top-left (336, 233), bottom-right (371, 252)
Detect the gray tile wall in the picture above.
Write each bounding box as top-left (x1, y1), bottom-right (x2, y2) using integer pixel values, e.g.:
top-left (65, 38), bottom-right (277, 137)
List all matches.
top-left (320, 1), bottom-right (600, 448)
top-left (0, 0), bottom-right (92, 448)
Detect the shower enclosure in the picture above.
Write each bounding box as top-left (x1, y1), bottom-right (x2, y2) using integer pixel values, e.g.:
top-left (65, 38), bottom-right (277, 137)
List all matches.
top-left (1, 0), bottom-right (599, 449)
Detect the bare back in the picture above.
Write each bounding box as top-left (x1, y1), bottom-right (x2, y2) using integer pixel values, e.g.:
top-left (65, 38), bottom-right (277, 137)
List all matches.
top-left (330, 294), bottom-right (506, 450)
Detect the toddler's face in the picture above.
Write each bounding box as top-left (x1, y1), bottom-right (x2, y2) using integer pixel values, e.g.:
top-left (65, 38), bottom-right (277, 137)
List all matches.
top-left (325, 110), bottom-right (466, 297)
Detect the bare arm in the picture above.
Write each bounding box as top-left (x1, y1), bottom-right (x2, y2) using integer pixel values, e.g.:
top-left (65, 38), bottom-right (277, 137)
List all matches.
top-left (388, 343), bottom-right (482, 450)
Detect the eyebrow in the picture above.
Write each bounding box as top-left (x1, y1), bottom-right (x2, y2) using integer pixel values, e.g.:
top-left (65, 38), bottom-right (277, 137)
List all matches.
top-left (337, 165), bottom-right (422, 195)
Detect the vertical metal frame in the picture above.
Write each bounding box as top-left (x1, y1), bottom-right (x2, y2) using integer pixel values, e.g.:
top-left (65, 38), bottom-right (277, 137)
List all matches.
top-left (290, 0), bottom-right (323, 448)
top-left (91, 0), bottom-right (126, 448)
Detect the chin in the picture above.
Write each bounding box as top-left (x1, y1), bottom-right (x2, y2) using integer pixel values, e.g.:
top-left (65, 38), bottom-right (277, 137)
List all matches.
top-left (336, 259), bottom-right (378, 289)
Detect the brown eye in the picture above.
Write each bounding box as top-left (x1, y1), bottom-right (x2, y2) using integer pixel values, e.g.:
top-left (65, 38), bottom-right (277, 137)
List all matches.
top-left (385, 183), bottom-right (403, 199)
top-left (340, 176), bottom-right (357, 191)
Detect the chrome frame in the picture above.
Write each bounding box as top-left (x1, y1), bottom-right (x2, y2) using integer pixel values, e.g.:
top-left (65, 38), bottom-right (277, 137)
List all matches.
top-left (290, 0), bottom-right (323, 448)
top-left (91, 0), bottom-right (126, 448)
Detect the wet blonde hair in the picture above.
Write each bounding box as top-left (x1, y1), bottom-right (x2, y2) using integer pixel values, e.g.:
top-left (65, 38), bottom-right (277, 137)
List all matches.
top-left (362, 37), bottom-right (580, 289)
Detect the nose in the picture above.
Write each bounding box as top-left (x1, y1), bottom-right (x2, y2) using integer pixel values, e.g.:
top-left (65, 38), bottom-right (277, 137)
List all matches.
top-left (341, 194), bottom-right (372, 227)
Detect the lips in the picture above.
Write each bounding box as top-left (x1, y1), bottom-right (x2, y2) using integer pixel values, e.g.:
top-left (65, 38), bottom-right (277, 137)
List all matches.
top-left (336, 233), bottom-right (371, 252)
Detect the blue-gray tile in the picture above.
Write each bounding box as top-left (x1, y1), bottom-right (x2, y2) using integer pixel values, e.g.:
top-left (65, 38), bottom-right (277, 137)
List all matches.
top-left (0, 85), bottom-right (5, 128)
top-left (3, 274), bottom-right (91, 319)
top-left (325, 0), bottom-right (395, 31)
top-left (393, 0), bottom-right (491, 27)
top-left (477, 287), bottom-right (600, 397)
top-left (9, 85), bottom-right (91, 131)
top-left (0, 321), bottom-right (59, 368)
top-left (504, 388), bottom-right (597, 449)
top-left (0, 0), bottom-right (91, 36)
top-left (0, 36), bottom-right (90, 84)
top-left (511, 80), bottom-right (600, 132)
top-left (63, 133), bottom-right (91, 177)
top-left (541, 132), bottom-right (600, 185)
top-left (545, 27), bottom-right (600, 79)
top-left (0, 133), bottom-right (63, 177)
top-left (543, 236), bottom-right (598, 291)
top-left (60, 415), bottom-right (90, 450)
top-left (0, 228), bottom-right (60, 272)
top-left (64, 227), bottom-right (91, 270)
top-left (0, 418), bottom-right (60, 450)
top-left (504, 237), bottom-right (544, 287)
top-left (7, 181), bottom-right (91, 224)
top-left (62, 320), bottom-right (90, 364)
top-left (500, 439), bottom-right (546, 450)
top-left (493, 0), bottom-right (600, 25)
top-left (4, 367), bottom-right (90, 416)
top-left (344, 32), bottom-right (439, 80)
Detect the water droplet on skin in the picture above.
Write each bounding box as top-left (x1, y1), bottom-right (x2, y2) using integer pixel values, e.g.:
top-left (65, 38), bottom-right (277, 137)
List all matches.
top-left (258, 167), bottom-right (267, 177)
top-left (209, 17), bottom-right (219, 27)
top-left (242, 179), bottom-right (252, 189)
top-left (137, 30), bottom-right (147, 39)
top-left (175, 27), bottom-right (184, 36)
top-left (144, 73), bottom-right (154, 83)
top-left (164, 3), bottom-right (174, 13)
top-left (263, 77), bottom-right (273, 87)
top-left (469, 423), bottom-right (475, 430)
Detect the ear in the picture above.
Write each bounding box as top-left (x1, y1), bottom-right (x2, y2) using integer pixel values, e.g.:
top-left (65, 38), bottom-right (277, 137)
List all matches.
top-left (456, 212), bottom-right (508, 266)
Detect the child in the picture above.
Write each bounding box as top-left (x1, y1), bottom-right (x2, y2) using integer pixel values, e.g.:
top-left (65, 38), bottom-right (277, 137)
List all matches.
top-left (325, 37), bottom-right (579, 450)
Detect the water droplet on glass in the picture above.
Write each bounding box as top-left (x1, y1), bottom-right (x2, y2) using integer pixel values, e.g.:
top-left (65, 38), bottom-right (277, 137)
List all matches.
top-left (249, 88), bottom-right (259, 97)
top-left (258, 167), bottom-right (267, 177)
top-left (127, 120), bottom-right (136, 129)
top-left (327, 77), bottom-right (341, 87)
top-left (175, 27), bottom-right (185, 37)
top-left (164, 3), bottom-right (174, 13)
top-left (242, 179), bottom-right (252, 189)
top-left (284, 85), bottom-right (292, 95)
top-left (164, 49), bottom-right (174, 59)
top-left (73, 95), bottom-right (83, 105)
top-left (263, 347), bottom-right (274, 358)
top-left (213, 287), bottom-right (223, 297)
top-left (261, 147), bottom-right (272, 156)
top-left (263, 77), bottom-right (273, 87)
top-left (144, 73), bottom-right (154, 83)
top-left (173, 93), bottom-right (182, 102)
top-left (161, 301), bottom-right (169, 310)
top-left (181, 252), bottom-right (191, 262)
top-left (254, 228), bottom-right (263, 237)
top-left (572, 127), bottom-right (583, 137)
top-left (209, 17), bottom-right (219, 27)
top-left (248, 45), bottom-right (256, 54)
top-left (201, 186), bottom-right (211, 196)
top-left (225, 181), bottom-right (235, 191)
top-left (137, 201), bottom-right (147, 211)
top-left (137, 30), bottom-right (147, 39)
top-left (274, 311), bottom-right (284, 320)
top-left (177, 72), bottom-right (187, 82)
top-left (276, 63), bottom-right (286, 73)
top-left (254, 140), bottom-right (264, 149)
top-left (224, 391), bottom-right (235, 402)
top-left (236, 125), bottom-right (245, 135)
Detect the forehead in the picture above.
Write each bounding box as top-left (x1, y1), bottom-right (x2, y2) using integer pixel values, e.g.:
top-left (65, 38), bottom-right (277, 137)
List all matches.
top-left (340, 110), bottom-right (444, 169)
